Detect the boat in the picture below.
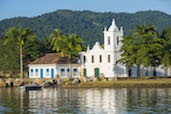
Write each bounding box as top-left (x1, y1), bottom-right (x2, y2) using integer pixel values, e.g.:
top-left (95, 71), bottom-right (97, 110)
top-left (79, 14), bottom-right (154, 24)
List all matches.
top-left (19, 85), bottom-right (42, 91)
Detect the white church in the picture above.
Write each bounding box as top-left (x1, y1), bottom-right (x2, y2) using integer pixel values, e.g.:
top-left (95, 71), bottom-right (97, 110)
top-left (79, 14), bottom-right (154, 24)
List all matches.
top-left (28, 19), bottom-right (171, 78)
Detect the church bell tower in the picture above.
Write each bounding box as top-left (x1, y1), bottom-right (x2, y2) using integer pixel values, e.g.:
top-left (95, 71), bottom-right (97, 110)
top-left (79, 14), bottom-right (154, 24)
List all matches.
top-left (103, 19), bottom-right (124, 52)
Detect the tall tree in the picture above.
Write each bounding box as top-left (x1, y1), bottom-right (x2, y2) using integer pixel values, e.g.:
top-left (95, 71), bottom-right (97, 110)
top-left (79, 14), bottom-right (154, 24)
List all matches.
top-left (0, 35), bottom-right (19, 74)
top-left (51, 29), bottom-right (84, 58)
top-left (160, 27), bottom-right (171, 75)
top-left (51, 29), bottom-right (84, 78)
top-left (117, 24), bottom-right (164, 76)
top-left (116, 31), bottom-right (142, 76)
top-left (4, 27), bottom-right (36, 78)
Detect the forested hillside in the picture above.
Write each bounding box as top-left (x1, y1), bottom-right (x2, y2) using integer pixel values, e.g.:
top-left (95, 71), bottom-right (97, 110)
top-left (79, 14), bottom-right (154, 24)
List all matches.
top-left (0, 10), bottom-right (171, 45)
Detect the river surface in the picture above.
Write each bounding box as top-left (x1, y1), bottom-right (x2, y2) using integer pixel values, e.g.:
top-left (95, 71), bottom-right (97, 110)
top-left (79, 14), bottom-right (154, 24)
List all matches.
top-left (0, 87), bottom-right (171, 114)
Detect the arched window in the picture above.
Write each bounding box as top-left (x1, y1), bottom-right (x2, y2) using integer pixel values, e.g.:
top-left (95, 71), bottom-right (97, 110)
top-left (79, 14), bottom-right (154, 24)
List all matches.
top-left (83, 56), bottom-right (86, 63)
top-left (31, 69), bottom-right (33, 76)
top-left (35, 69), bottom-right (38, 76)
top-left (61, 68), bottom-right (65, 76)
top-left (73, 68), bottom-right (78, 76)
top-left (46, 69), bottom-right (49, 76)
top-left (108, 55), bottom-right (110, 63)
top-left (108, 37), bottom-right (110, 45)
top-left (99, 55), bottom-right (102, 63)
top-left (67, 68), bottom-right (69, 76)
top-left (117, 36), bottom-right (119, 45)
top-left (92, 55), bottom-right (94, 63)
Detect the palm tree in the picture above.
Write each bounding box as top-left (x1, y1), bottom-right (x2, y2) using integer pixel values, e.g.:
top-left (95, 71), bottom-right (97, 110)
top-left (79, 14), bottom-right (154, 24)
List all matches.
top-left (51, 29), bottom-right (65, 56)
top-left (4, 27), bottom-right (36, 78)
top-left (51, 29), bottom-right (84, 78)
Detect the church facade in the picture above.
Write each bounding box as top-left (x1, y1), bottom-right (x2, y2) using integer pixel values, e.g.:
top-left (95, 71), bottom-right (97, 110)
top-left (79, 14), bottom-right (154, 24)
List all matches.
top-left (79, 19), bottom-right (171, 77)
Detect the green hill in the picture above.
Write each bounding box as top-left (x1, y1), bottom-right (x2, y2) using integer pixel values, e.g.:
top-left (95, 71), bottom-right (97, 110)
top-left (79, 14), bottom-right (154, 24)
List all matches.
top-left (0, 10), bottom-right (171, 45)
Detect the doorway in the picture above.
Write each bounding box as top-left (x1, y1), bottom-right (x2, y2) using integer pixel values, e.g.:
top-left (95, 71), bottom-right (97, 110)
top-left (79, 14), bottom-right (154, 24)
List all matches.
top-left (94, 68), bottom-right (99, 77)
top-left (83, 68), bottom-right (87, 77)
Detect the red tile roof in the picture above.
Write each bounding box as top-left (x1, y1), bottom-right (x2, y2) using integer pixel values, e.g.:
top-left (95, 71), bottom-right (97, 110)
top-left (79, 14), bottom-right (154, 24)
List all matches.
top-left (29, 53), bottom-right (79, 65)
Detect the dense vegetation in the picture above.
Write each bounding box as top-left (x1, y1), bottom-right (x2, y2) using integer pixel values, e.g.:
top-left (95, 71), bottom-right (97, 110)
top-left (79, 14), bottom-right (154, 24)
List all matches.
top-left (117, 25), bottom-right (171, 76)
top-left (0, 27), bottom-right (85, 77)
top-left (0, 10), bottom-right (171, 46)
top-left (0, 10), bottom-right (170, 76)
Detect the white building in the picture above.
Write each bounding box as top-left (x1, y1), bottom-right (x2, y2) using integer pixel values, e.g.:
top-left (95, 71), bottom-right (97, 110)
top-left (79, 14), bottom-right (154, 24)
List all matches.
top-left (28, 19), bottom-right (170, 78)
top-left (28, 53), bottom-right (80, 78)
top-left (79, 19), bottom-right (171, 77)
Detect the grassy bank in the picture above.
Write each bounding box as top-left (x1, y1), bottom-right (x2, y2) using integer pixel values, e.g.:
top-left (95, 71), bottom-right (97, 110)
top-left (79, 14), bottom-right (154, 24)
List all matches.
top-left (62, 79), bottom-right (171, 88)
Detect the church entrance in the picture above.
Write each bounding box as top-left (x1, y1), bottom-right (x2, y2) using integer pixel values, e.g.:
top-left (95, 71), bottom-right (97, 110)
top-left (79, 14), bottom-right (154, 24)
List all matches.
top-left (83, 68), bottom-right (87, 77)
top-left (94, 68), bottom-right (99, 77)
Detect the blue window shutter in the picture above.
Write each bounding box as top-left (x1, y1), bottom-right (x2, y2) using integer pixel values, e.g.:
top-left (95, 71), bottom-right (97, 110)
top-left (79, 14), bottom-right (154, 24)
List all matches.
top-left (51, 69), bottom-right (54, 78)
top-left (74, 69), bottom-right (77, 72)
top-left (28, 72), bottom-right (29, 78)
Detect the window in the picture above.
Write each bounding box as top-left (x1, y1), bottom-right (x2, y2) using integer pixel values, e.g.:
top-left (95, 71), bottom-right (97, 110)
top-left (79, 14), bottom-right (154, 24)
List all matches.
top-left (61, 69), bottom-right (65, 76)
top-left (83, 56), bottom-right (86, 63)
top-left (46, 69), bottom-right (49, 76)
top-left (153, 69), bottom-right (156, 76)
top-left (117, 36), bottom-right (119, 45)
top-left (92, 55), bottom-right (94, 63)
top-left (31, 69), bottom-right (33, 76)
top-left (73, 68), bottom-right (77, 76)
top-left (67, 68), bottom-right (69, 76)
top-left (108, 37), bottom-right (110, 45)
top-left (35, 69), bottom-right (38, 76)
top-left (108, 55), bottom-right (110, 63)
top-left (128, 68), bottom-right (132, 77)
top-left (99, 55), bottom-right (102, 63)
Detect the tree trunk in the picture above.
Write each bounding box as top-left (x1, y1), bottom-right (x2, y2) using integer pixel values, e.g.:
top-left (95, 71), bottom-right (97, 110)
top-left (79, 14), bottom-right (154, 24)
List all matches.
top-left (20, 45), bottom-right (23, 79)
top-left (137, 66), bottom-right (140, 77)
top-left (69, 54), bottom-right (72, 79)
top-left (142, 67), bottom-right (149, 76)
top-left (69, 63), bottom-right (72, 79)
top-left (140, 68), bottom-right (143, 77)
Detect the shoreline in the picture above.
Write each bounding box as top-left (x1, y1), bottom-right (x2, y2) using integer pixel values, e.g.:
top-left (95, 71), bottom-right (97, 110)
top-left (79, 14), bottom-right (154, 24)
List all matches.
top-left (1, 78), bottom-right (171, 88)
top-left (62, 80), bottom-right (171, 88)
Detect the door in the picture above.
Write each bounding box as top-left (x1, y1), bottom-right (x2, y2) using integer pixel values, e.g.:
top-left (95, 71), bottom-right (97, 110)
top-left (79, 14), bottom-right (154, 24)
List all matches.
top-left (95, 68), bottom-right (99, 77)
top-left (28, 72), bottom-right (29, 78)
top-left (128, 69), bottom-right (132, 77)
top-left (40, 69), bottom-right (43, 78)
top-left (51, 68), bottom-right (54, 78)
top-left (83, 68), bottom-right (86, 77)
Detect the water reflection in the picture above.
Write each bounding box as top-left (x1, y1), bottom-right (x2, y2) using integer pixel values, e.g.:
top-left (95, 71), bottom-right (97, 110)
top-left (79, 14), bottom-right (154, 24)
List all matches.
top-left (0, 87), bottom-right (171, 113)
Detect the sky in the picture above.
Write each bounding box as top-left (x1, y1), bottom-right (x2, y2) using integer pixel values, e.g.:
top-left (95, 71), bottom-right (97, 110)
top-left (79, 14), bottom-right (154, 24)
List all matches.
top-left (0, 0), bottom-right (171, 21)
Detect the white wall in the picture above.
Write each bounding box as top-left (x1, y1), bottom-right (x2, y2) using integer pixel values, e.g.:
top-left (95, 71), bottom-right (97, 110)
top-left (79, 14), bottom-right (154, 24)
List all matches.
top-left (28, 64), bottom-right (80, 78)
top-left (80, 48), bottom-right (118, 77)
top-left (28, 64), bottom-right (57, 78)
top-left (57, 64), bottom-right (80, 78)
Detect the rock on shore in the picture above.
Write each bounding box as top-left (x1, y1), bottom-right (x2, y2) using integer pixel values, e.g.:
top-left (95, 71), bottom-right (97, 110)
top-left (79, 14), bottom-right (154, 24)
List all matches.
top-left (0, 78), bottom-right (64, 88)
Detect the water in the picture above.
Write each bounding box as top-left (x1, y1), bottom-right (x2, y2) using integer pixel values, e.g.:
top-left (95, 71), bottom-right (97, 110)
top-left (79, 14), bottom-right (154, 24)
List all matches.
top-left (0, 87), bottom-right (171, 114)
